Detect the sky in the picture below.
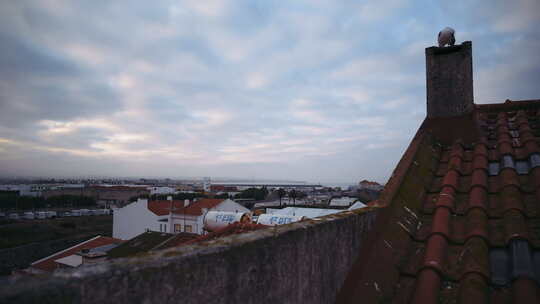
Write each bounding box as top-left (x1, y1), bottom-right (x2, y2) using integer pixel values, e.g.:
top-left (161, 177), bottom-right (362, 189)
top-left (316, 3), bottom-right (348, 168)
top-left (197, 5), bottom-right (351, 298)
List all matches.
top-left (0, 1), bottom-right (539, 184)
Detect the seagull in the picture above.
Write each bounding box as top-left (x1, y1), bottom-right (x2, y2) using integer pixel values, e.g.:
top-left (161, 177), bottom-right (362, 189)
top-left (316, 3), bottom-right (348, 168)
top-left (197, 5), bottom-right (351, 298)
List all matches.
top-left (437, 27), bottom-right (456, 47)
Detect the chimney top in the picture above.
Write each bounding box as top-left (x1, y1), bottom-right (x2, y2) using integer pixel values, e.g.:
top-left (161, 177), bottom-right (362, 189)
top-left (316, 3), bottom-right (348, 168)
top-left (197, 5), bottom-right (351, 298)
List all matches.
top-left (424, 41), bottom-right (479, 144)
top-left (426, 41), bottom-right (473, 118)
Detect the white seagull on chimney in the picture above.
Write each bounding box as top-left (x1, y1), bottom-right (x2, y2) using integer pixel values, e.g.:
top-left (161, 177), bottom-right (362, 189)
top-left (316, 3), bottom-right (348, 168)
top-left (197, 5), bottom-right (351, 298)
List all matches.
top-left (438, 27), bottom-right (456, 47)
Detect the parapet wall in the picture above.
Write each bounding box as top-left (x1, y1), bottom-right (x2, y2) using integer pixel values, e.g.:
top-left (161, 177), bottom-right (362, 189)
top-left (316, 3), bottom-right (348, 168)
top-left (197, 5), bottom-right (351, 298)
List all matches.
top-left (1, 208), bottom-right (377, 304)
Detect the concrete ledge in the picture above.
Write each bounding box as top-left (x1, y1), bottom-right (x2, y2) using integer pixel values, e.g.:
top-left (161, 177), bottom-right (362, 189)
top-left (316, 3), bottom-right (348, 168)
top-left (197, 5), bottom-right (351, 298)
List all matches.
top-left (1, 208), bottom-right (377, 304)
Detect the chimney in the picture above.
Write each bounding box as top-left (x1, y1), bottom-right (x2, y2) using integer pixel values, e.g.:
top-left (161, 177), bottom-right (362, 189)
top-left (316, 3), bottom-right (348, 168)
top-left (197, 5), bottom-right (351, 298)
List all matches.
top-left (426, 41), bottom-right (473, 118)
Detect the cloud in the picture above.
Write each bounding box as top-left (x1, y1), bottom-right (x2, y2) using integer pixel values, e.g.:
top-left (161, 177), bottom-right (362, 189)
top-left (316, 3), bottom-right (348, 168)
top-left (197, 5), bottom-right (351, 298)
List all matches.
top-left (492, 0), bottom-right (540, 33)
top-left (0, 1), bottom-right (539, 183)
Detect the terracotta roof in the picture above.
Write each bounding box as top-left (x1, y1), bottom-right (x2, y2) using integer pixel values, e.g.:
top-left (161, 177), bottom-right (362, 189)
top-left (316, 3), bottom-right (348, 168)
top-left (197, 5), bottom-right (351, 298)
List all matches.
top-left (172, 198), bottom-right (224, 216)
top-left (31, 236), bottom-right (122, 272)
top-left (147, 200), bottom-right (185, 216)
top-left (337, 100), bottom-right (540, 304)
top-left (359, 180), bottom-right (381, 186)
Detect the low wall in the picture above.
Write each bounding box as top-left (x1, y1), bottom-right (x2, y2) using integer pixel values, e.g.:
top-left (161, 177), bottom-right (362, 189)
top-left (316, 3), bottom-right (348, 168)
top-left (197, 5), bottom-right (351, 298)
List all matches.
top-left (1, 208), bottom-right (377, 304)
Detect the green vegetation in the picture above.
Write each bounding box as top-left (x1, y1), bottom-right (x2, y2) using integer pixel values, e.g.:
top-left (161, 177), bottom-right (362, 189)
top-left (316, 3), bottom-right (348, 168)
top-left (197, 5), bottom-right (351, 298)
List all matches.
top-left (213, 193), bottom-right (231, 199)
top-left (107, 231), bottom-right (172, 258)
top-left (288, 189), bottom-right (307, 204)
top-left (0, 193), bottom-right (97, 211)
top-left (0, 215), bottom-right (112, 249)
top-left (235, 187), bottom-right (269, 201)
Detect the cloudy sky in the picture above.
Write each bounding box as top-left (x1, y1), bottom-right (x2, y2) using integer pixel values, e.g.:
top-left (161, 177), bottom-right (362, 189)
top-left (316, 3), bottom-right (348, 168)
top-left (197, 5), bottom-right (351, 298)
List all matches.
top-left (0, 1), bottom-right (539, 183)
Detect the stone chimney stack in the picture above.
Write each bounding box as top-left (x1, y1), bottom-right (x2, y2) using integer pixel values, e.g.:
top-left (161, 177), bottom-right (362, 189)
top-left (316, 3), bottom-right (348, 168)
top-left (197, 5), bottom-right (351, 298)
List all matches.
top-left (426, 41), bottom-right (473, 118)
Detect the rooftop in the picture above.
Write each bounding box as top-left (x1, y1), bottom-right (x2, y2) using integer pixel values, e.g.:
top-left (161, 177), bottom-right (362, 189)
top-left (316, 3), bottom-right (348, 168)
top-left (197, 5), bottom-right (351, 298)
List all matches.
top-left (337, 99), bottom-right (540, 303)
top-left (30, 236), bottom-right (122, 272)
top-left (147, 200), bottom-right (185, 216)
top-left (171, 198), bottom-right (224, 216)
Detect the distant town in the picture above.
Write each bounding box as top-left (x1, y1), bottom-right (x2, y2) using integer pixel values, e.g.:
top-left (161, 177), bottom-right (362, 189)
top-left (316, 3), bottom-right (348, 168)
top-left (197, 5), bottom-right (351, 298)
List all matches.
top-left (0, 177), bottom-right (383, 276)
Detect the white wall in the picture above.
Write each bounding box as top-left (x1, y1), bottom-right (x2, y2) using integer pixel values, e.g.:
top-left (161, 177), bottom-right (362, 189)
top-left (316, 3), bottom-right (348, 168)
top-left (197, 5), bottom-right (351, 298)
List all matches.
top-left (113, 199), bottom-right (165, 240)
top-left (170, 215), bottom-right (199, 234)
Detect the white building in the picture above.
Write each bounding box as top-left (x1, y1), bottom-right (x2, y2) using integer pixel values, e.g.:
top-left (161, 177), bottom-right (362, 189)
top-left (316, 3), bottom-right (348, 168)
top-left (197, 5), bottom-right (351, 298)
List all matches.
top-left (113, 198), bottom-right (249, 239)
top-left (329, 197), bottom-right (357, 207)
top-left (0, 184), bottom-right (45, 197)
top-left (148, 186), bottom-right (176, 195)
top-left (113, 198), bottom-right (184, 240)
top-left (169, 198), bottom-right (249, 235)
top-left (266, 202), bottom-right (366, 219)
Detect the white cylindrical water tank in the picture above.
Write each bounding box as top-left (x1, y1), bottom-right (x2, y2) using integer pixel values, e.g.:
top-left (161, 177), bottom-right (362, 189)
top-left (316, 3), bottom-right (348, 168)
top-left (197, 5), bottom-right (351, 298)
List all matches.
top-left (203, 211), bottom-right (251, 232)
top-left (256, 214), bottom-right (305, 226)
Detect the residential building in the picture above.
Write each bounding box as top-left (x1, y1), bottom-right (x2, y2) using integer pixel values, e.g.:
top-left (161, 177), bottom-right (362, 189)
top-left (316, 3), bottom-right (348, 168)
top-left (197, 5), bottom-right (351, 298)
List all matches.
top-left (113, 198), bottom-right (249, 239)
top-left (358, 180), bottom-right (384, 191)
top-left (329, 196), bottom-right (358, 207)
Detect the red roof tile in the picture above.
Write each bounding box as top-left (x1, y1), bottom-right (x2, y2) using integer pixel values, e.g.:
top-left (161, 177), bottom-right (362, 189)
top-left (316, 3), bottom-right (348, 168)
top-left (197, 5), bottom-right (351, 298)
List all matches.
top-left (359, 180), bottom-right (382, 186)
top-left (172, 198), bottom-right (224, 216)
top-left (337, 99), bottom-right (540, 304)
top-left (147, 200), bottom-right (185, 216)
top-left (31, 236), bottom-right (122, 272)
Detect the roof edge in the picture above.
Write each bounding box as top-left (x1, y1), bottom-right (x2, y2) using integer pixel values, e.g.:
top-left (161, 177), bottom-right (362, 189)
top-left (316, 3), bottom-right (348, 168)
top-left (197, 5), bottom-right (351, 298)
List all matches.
top-left (476, 99), bottom-right (540, 112)
top-left (31, 235), bottom-right (103, 266)
top-left (376, 118), bottom-right (430, 207)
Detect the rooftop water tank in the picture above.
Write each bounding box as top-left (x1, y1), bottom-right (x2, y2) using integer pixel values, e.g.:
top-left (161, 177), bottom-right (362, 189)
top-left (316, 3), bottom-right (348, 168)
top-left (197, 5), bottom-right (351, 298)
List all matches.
top-left (203, 211), bottom-right (251, 232)
top-left (256, 214), bottom-right (305, 226)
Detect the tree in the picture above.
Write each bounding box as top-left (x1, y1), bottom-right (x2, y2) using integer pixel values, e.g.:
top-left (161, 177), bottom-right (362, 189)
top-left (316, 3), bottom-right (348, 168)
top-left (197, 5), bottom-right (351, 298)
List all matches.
top-left (234, 187), bottom-right (268, 201)
top-left (278, 188), bottom-right (286, 207)
top-left (214, 193), bottom-right (229, 199)
top-left (289, 189), bottom-right (297, 205)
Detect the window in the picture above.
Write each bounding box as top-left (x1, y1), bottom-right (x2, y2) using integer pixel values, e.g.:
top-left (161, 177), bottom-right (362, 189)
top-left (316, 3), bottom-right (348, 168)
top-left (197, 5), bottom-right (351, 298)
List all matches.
top-left (159, 224), bottom-right (163, 232)
top-left (185, 225), bottom-right (192, 233)
top-left (174, 224), bottom-right (181, 232)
